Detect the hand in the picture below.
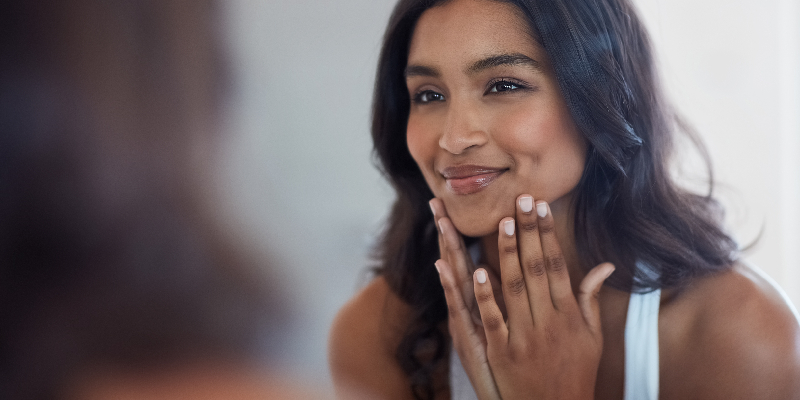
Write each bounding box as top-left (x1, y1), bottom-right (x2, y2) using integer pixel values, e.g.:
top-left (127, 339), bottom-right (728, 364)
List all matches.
top-left (431, 198), bottom-right (498, 328)
top-left (434, 195), bottom-right (615, 400)
top-left (430, 198), bottom-right (502, 400)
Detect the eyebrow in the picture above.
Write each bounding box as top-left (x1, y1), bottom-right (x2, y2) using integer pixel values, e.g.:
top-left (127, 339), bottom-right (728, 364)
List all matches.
top-left (404, 53), bottom-right (541, 79)
top-left (404, 64), bottom-right (440, 78)
top-left (466, 53), bottom-right (541, 74)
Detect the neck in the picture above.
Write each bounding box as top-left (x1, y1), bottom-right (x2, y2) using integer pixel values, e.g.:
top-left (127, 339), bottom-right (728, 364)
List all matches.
top-left (479, 196), bottom-right (585, 295)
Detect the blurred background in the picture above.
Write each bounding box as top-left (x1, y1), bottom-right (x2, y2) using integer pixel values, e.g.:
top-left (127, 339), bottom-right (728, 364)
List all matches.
top-left (217, 0), bottom-right (800, 390)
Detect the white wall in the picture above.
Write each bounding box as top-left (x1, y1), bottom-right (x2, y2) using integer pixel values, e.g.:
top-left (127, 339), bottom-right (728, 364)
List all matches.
top-left (633, 0), bottom-right (800, 306)
top-left (217, 0), bottom-right (800, 386)
top-left (217, 0), bottom-right (398, 383)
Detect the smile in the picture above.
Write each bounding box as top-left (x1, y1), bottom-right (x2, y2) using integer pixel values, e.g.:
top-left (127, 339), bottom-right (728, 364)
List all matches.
top-left (441, 165), bottom-right (507, 195)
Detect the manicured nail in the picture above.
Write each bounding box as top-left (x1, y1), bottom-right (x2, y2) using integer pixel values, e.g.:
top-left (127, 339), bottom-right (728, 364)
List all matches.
top-left (536, 202), bottom-right (548, 218)
top-left (437, 219), bottom-right (444, 234)
top-left (604, 266), bottom-right (616, 280)
top-left (519, 196), bottom-right (533, 213)
top-left (504, 219), bottom-right (515, 236)
top-left (476, 269), bottom-right (487, 284)
top-left (429, 200), bottom-right (436, 216)
top-left (435, 262), bottom-right (441, 274)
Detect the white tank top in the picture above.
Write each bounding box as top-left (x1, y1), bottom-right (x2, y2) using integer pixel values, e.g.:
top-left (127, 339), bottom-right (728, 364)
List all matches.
top-left (449, 289), bottom-right (661, 400)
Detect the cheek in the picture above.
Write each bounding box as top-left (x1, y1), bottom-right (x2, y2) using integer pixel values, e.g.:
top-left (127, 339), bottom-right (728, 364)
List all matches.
top-left (406, 116), bottom-right (438, 182)
top-left (489, 104), bottom-right (557, 156)
top-left (492, 103), bottom-right (587, 195)
top-left (496, 100), bottom-right (584, 153)
top-left (406, 117), bottom-right (427, 166)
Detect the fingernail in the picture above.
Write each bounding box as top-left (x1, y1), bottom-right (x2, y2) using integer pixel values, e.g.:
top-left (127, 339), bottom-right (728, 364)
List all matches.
top-left (519, 196), bottom-right (533, 213)
top-left (437, 219), bottom-right (444, 234)
top-left (604, 266), bottom-right (616, 280)
top-left (435, 261), bottom-right (441, 274)
top-left (503, 219), bottom-right (515, 236)
top-left (476, 270), bottom-right (487, 284)
top-left (536, 202), bottom-right (548, 218)
top-left (429, 200), bottom-right (436, 217)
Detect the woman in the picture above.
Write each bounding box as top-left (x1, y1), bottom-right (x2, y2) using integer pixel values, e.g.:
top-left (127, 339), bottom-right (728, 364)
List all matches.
top-left (329, 0), bottom-right (800, 399)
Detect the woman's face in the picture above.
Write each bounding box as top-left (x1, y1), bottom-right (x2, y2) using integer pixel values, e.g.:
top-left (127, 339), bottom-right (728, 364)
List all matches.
top-left (405, 0), bottom-right (587, 237)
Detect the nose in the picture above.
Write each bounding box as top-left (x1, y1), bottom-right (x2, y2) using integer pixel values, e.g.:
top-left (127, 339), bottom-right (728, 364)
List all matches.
top-left (438, 99), bottom-right (488, 155)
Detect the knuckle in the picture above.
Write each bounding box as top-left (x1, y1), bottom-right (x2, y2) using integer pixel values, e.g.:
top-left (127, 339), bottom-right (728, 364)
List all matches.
top-left (508, 342), bottom-right (532, 362)
top-left (519, 220), bottom-right (538, 232)
top-left (447, 240), bottom-right (463, 251)
top-left (547, 254), bottom-right (567, 273)
top-left (538, 219), bottom-right (556, 235)
top-left (524, 257), bottom-right (546, 277)
top-left (543, 324), bottom-right (559, 345)
top-left (475, 290), bottom-right (494, 304)
top-left (502, 244), bottom-right (518, 254)
top-left (565, 313), bottom-right (581, 332)
top-left (440, 277), bottom-right (452, 290)
top-left (504, 274), bottom-right (526, 296)
top-left (441, 281), bottom-right (457, 296)
top-left (447, 301), bottom-right (468, 318)
top-left (448, 304), bottom-right (460, 318)
top-left (483, 315), bottom-right (504, 332)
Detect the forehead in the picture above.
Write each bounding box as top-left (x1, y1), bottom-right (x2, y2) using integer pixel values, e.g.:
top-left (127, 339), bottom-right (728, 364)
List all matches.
top-left (408, 0), bottom-right (541, 66)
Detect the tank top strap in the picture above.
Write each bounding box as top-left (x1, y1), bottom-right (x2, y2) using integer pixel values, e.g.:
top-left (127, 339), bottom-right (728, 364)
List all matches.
top-left (450, 249), bottom-right (662, 399)
top-left (623, 288), bottom-right (661, 400)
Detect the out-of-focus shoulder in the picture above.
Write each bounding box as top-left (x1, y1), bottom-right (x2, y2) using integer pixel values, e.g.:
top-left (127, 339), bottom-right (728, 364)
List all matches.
top-left (328, 276), bottom-right (415, 400)
top-left (661, 262), bottom-right (800, 399)
top-left (329, 276), bottom-right (412, 351)
top-left (691, 262), bottom-right (799, 336)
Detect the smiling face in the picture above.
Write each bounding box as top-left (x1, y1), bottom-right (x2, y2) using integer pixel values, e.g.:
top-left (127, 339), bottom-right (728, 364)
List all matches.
top-left (405, 0), bottom-right (587, 237)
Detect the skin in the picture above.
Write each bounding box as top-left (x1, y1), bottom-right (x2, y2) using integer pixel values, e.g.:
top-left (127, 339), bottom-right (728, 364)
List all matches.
top-left (62, 362), bottom-right (330, 400)
top-left (404, 0), bottom-right (586, 242)
top-left (329, 0), bottom-right (800, 399)
top-left (404, 0), bottom-right (587, 316)
top-left (433, 196), bottom-right (614, 399)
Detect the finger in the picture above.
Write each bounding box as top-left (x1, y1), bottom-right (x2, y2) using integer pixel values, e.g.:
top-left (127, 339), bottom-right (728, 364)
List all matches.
top-left (536, 201), bottom-right (576, 311)
top-left (431, 199), bottom-right (474, 270)
top-left (578, 262), bottom-right (615, 337)
top-left (515, 194), bottom-right (553, 323)
top-left (436, 259), bottom-right (479, 346)
top-left (473, 268), bottom-right (508, 346)
top-left (429, 198), bottom-right (446, 259)
top-left (497, 217), bottom-right (534, 332)
top-left (441, 260), bottom-right (503, 400)
top-left (433, 199), bottom-right (482, 327)
top-left (438, 217), bottom-right (477, 311)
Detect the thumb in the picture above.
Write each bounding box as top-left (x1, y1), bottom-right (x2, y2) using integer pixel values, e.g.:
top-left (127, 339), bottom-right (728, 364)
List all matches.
top-left (578, 262), bottom-right (615, 336)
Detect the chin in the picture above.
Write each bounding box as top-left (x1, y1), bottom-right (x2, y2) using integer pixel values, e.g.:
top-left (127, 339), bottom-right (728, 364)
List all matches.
top-left (447, 207), bottom-right (505, 238)
top-left (454, 223), bottom-right (495, 238)
top-left (439, 190), bottom-right (518, 238)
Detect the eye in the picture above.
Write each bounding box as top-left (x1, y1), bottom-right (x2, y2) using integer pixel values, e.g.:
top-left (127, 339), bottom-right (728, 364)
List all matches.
top-left (413, 90), bottom-right (445, 104)
top-left (487, 79), bottom-right (527, 94)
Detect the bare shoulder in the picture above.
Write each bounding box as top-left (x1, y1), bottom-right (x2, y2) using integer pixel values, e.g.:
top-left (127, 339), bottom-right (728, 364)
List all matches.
top-left (660, 262), bottom-right (800, 399)
top-left (328, 276), bottom-right (415, 400)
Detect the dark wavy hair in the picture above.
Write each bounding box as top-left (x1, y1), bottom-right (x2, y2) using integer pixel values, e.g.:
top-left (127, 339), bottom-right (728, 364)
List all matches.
top-left (371, 0), bottom-right (739, 398)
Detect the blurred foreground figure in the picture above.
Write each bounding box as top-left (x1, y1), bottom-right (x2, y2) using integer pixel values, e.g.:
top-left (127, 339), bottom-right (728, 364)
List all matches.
top-left (0, 1), bottom-right (320, 398)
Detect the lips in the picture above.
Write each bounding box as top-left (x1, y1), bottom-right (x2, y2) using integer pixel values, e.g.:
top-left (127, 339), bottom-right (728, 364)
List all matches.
top-left (441, 165), bottom-right (507, 195)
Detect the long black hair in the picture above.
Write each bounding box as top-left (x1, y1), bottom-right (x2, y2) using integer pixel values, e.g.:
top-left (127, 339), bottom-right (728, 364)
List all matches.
top-left (371, 0), bottom-right (738, 398)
